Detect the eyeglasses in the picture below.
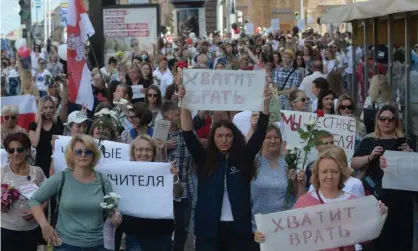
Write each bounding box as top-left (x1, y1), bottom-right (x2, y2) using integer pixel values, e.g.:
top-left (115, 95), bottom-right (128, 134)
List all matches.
top-left (147, 94), bottom-right (158, 98)
top-left (134, 147), bottom-right (154, 153)
top-left (128, 115), bottom-right (138, 121)
top-left (74, 148), bottom-right (94, 156)
top-left (3, 115), bottom-right (17, 120)
top-left (339, 105), bottom-right (354, 110)
top-left (7, 147), bottom-right (25, 154)
top-left (378, 116), bottom-right (395, 122)
top-left (39, 62), bottom-right (46, 65)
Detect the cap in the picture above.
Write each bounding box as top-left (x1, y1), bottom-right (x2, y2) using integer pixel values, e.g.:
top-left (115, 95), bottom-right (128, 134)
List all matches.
top-left (64, 111), bottom-right (91, 126)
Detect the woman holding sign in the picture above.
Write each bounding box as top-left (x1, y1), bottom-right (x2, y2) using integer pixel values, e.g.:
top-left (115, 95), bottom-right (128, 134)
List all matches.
top-left (255, 146), bottom-right (388, 251)
top-left (114, 135), bottom-right (177, 251)
top-left (179, 83), bottom-right (272, 251)
top-left (352, 105), bottom-right (413, 251)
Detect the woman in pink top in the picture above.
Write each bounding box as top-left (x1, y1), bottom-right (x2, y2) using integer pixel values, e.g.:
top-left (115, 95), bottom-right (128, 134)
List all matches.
top-left (254, 146), bottom-right (388, 251)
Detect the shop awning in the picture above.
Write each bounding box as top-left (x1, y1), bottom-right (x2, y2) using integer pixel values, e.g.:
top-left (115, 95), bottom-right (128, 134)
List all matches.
top-left (320, 0), bottom-right (418, 24)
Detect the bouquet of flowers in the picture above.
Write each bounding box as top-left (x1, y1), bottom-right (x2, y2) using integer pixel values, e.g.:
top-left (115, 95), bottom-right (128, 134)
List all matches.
top-left (1, 183), bottom-right (21, 211)
top-left (115, 51), bottom-right (124, 62)
top-left (284, 145), bottom-right (303, 206)
top-left (153, 76), bottom-right (161, 86)
top-left (100, 192), bottom-right (121, 218)
top-left (283, 110), bottom-right (325, 206)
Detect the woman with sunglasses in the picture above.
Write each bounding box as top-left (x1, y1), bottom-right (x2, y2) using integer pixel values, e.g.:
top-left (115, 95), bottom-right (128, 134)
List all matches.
top-left (351, 105), bottom-right (413, 251)
top-left (30, 135), bottom-right (122, 251)
top-left (1, 133), bottom-right (46, 251)
top-left (288, 90), bottom-right (309, 112)
top-left (145, 85), bottom-right (163, 126)
top-left (335, 95), bottom-right (366, 150)
top-left (1, 105), bottom-right (28, 148)
top-left (115, 135), bottom-right (178, 251)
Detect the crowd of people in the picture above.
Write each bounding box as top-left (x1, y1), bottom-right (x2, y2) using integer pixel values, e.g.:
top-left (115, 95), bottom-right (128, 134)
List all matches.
top-left (1, 26), bottom-right (418, 251)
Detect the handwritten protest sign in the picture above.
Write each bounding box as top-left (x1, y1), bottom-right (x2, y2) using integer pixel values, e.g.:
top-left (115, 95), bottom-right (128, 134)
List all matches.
top-left (255, 196), bottom-right (386, 251)
top-left (53, 136), bottom-right (131, 172)
top-left (281, 111), bottom-right (356, 167)
top-left (181, 69), bottom-right (265, 111)
top-left (131, 85), bottom-right (145, 99)
top-left (382, 151), bottom-right (418, 192)
top-left (152, 120), bottom-right (171, 141)
top-left (97, 161), bottom-right (173, 219)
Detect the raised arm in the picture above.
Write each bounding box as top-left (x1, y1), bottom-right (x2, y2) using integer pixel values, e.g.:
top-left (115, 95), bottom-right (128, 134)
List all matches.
top-left (245, 84), bottom-right (272, 158)
top-left (181, 107), bottom-right (205, 167)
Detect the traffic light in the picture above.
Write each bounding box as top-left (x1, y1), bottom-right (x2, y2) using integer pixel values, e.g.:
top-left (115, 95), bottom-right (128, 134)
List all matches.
top-left (19, 0), bottom-right (31, 24)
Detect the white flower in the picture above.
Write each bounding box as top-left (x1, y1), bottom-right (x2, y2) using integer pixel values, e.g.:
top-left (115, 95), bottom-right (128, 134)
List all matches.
top-left (107, 204), bottom-right (115, 209)
top-left (127, 105), bottom-right (133, 109)
top-left (100, 203), bottom-right (108, 209)
top-left (309, 119), bottom-right (316, 126)
top-left (109, 192), bottom-right (121, 199)
top-left (295, 146), bottom-right (303, 151)
top-left (119, 99), bottom-right (128, 105)
top-left (103, 195), bottom-right (110, 199)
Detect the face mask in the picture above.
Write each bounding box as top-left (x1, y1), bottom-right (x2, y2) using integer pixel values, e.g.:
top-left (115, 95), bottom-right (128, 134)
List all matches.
top-left (166, 48), bottom-right (173, 54)
top-left (141, 55), bottom-right (148, 60)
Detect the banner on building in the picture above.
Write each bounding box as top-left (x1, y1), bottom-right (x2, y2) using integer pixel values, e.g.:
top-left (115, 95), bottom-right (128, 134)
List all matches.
top-left (102, 5), bottom-right (160, 64)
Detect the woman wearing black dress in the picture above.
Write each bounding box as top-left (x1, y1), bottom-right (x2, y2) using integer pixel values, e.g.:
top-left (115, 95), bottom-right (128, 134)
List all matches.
top-left (351, 105), bottom-right (414, 251)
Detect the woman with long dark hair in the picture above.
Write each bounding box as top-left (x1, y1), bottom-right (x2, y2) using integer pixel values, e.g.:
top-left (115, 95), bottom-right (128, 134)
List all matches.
top-left (179, 84), bottom-right (272, 250)
top-left (316, 89), bottom-right (335, 115)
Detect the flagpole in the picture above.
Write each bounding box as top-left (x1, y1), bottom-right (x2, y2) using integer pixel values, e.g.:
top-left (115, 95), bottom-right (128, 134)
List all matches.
top-left (87, 34), bottom-right (107, 85)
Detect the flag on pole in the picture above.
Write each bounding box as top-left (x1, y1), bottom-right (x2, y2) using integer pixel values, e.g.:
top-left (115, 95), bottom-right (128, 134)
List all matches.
top-left (1, 95), bottom-right (37, 131)
top-left (67, 0), bottom-right (95, 110)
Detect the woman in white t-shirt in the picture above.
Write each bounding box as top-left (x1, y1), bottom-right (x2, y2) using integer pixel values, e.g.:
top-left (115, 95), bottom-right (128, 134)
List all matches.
top-left (31, 58), bottom-right (50, 97)
top-left (153, 57), bottom-right (173, 97)
top-left (1, 132), bottom-right (46, 251)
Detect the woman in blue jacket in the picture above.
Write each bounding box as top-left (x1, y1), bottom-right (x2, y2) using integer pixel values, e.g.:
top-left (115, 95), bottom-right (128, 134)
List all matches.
top-left (179, 84), bottom-right (272, 251)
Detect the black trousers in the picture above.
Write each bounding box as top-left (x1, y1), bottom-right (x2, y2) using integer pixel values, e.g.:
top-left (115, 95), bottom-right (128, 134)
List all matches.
top-left (195, 222), bottom-right (258, 251)
top-left (1, 227), bottom-right (40, 251)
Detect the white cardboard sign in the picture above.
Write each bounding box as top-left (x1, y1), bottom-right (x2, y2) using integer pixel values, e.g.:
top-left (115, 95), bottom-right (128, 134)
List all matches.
top-left (255, 196), bottom-right (386, 251)
top-left (382, 150), bottom-right (418, 192)
top-left (53, 136), bottom-right (131, 173)
top-left (181, 69), bottom-right (265, 111)
top-left (97, 161), bottom-right (174, 219)
top-left (280, 111), bottom-right (356, 167)
top-left (131, 85), bottom-right (145, 99)
top-left (152, 120), bottom-right (171, 142)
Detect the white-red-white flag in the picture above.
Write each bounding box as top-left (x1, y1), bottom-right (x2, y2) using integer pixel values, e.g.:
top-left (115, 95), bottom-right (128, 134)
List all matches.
top-left (67, 0), bottom-right (95, 110)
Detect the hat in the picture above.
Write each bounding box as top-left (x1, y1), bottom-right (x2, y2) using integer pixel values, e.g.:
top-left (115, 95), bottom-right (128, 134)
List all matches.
top-left (64, 111), bottom-right (91, 126)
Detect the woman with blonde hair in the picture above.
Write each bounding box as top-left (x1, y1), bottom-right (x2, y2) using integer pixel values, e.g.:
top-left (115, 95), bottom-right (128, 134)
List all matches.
top-left (255, 146), bottom-right (388, 251)
top-left (30, 135), bottom-right (122, 251)
top-left (361, 75), bottom-right (394, 120)
top-left (1, 105), bottom-right (28, 147)
top-left (352, 105), bottom-right (413, 251)
top-left (29, 94), bottom-right (68, 177)
top-left (115, 135), bottom-right (176, 251)
top-left (20, 70), bottom-right (40, 98)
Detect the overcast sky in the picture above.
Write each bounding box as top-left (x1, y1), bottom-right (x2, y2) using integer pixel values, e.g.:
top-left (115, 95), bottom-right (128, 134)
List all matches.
top-left (1, 0), bottom-right (65, 35)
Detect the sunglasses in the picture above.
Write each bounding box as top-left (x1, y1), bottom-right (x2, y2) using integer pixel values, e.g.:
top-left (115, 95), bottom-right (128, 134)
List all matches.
top-left (7, 147), bottom-right (25, 154)
top-left (4, 115), bottom-right (17, 120)
top-left (74, 148), bottom-right (94, 156)
top-left (147, 94), bottom-right (158, 98)
top-left (378, 116), bottom-right (395, 122)
top-left (339, 105), bottom-right (354, 110)
top-left (294, 97), bottom-right (309, 103)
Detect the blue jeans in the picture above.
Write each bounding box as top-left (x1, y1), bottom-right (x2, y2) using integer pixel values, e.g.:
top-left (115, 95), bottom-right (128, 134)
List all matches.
top-left (125, 234), bottom-right (172, 251)
top-left (53, 243), bottom-right (107, 251)
top-left (172, 198), bottom-right (192, 251)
